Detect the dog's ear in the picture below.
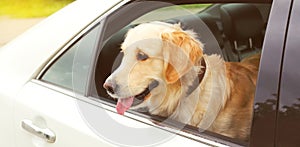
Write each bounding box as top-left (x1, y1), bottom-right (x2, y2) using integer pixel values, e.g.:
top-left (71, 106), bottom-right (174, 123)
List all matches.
top-left (161, 30), bottom-right (203, 84)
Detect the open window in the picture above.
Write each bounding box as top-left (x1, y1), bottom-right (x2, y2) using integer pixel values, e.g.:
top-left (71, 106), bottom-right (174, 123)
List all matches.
top-left (90, 0), bottom-right (272, 146)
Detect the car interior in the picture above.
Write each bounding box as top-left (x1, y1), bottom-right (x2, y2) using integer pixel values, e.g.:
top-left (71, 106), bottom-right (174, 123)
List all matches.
top-left (94, 2), bottom-right (271, 144)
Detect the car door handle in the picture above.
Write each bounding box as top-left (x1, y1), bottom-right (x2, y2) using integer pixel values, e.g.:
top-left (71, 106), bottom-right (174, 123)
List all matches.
top-left (21, 119), bottom-right (56, 143)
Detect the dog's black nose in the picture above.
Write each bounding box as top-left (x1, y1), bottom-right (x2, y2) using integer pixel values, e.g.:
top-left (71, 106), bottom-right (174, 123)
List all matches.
top-left (103, 82), bottom-right (115, 94)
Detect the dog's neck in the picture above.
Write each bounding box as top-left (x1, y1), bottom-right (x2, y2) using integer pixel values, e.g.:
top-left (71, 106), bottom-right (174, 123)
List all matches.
top-left (148, 57), bottom-right (205, 117)
top-left (156, 55), bottom-right (228, 130)
top-left (148, 55), bottom-right (228, 130)
top-left (165, 56), bottom-right (208, 123)
top-left (185, 57), bottom-right (206, 96)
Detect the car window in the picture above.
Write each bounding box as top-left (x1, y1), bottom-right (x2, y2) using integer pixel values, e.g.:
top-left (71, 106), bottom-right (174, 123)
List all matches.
top-left (131, 4), bottom-right (212, 24)
top-left (91, 1), bottom-right (272, 146)
top-left (40, 24), bottom-right (100, 94)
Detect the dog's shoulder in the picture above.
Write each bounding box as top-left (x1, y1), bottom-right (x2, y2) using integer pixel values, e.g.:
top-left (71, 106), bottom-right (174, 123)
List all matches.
top-left (225, 55), bottom-right (259, 87)
top-left (215, 56), bottom-right (259, 140)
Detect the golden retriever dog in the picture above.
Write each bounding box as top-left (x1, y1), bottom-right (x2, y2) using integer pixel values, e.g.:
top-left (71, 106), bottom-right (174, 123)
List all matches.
top-left (103, 21), bottom-right (259, 140)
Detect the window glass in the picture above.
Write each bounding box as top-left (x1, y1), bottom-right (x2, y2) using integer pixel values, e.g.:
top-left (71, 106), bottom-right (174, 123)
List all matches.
top-left (93, 1), bottom-right (272, 146)
top-left (41, 24), bottom-right (100, 94)
top-left (132, 4), bottom-right (211, 24)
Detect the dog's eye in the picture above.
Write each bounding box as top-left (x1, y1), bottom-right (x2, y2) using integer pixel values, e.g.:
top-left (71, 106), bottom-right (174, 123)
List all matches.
top-left (136, 52), bottom-right (149, 61)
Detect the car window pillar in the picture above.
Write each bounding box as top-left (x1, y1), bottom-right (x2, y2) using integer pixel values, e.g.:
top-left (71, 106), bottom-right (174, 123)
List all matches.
top-left (249, 0), bottom-right (293, 146)
top-left (275, 0), bottom-right (300, 146)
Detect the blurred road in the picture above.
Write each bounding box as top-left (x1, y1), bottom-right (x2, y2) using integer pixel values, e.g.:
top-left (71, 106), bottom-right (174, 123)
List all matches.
top-left (0, 17), bottom-right (44, 47)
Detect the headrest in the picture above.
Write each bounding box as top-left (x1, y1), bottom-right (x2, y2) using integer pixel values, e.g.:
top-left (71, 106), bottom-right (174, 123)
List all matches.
top-left (165, 15), bottom-right (223, 56)
top-left (220, 4), bottom-right (264, 41)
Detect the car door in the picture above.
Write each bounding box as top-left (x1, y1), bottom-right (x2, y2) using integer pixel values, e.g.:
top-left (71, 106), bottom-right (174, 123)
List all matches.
top-left (275, 0), bottom-right (300, 146)
top-left (13, 22), bottom-right (115, 147)
top-left (13, 0), bottom-right (293, 146)
top-left (249, 0), bottom-right (293, 146)
top-left (12, 6), bottom-right (217, 147)
top-left (12, 20), bottom-right (160, 147)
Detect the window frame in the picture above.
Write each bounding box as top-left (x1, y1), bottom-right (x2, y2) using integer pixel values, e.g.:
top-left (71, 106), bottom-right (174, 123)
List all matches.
top-left (38, 24), bottom-right (101, 94)
top-left (35, 0), bottom-right (130, 95)
top-left (87, 0), bottom-right (275, 146)
top-left (35, 0), bottom-right (127, 96)
top-left (249, 0), bottom-right (292, 146)
top-left (275, 0), bottom-right (300, 146)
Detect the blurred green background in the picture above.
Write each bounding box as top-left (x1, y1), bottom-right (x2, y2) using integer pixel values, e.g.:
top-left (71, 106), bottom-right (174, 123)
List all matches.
top-left (0, 0), bottom-right (74, 18)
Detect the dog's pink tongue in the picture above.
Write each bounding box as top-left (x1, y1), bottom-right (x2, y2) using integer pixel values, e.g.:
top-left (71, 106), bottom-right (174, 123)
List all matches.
top-left (116, 97), bottom-right (134, 115)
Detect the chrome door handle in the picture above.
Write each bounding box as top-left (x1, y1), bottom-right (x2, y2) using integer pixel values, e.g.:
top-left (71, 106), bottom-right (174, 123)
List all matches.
top-left (21, 119), bottom-right (56, 143)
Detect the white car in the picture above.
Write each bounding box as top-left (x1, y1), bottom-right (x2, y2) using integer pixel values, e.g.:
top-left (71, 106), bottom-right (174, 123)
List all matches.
top-left (1, 0), bottom-right (299, 147)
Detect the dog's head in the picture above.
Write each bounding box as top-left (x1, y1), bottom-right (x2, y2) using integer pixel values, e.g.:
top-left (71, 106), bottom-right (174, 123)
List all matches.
top-left (103, 22), bottom-right (204, 115)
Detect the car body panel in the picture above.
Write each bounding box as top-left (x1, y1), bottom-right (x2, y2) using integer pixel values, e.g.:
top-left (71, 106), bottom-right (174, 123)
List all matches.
top-left (276, 0), bottom-right (300, 146)
top-left (249, 0), bottom-right (292, 146)
top-left (15, 81), bottom-right (113, 147)
top-left (15, 80), bottom-right (220, 146)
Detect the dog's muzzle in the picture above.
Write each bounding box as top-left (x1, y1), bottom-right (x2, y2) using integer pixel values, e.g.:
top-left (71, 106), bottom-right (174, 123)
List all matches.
top-left (131, 80), bottom-right (159, 106)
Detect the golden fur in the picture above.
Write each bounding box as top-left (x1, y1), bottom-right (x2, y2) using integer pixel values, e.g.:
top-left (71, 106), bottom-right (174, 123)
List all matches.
top-left (105, 22), bottom-right (259, 140)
